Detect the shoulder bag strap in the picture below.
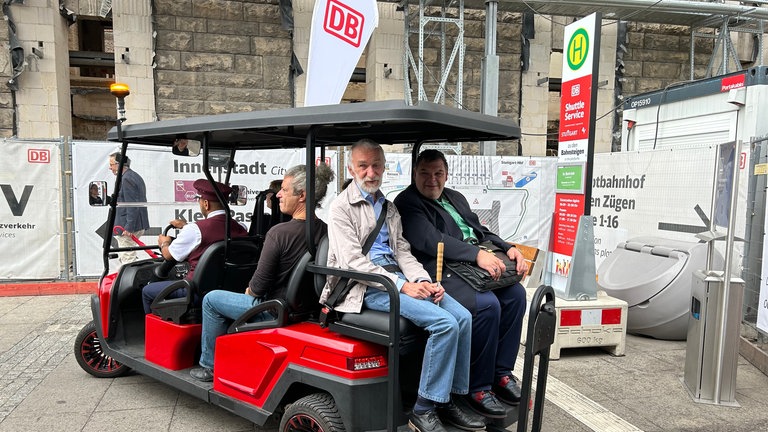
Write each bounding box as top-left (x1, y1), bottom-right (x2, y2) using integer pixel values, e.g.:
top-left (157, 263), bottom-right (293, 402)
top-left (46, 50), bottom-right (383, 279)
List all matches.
top-left (320, 201), bottom-right (389, 326)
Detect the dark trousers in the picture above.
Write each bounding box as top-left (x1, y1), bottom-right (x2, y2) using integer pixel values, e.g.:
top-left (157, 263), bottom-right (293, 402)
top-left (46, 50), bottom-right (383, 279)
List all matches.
top-left (469, 282), bottom-right (527, 392)
top-left (141, 280), bottom-right (186, 314)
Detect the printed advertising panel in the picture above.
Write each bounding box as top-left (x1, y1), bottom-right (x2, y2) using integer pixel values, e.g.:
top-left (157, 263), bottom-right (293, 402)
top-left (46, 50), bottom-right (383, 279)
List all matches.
top-left (380, 153), bottom-right (557, 248)
top-left (0, 141), bottom-right (61, 279)
top-left (72, 142), bottom-right (337, 277)
top-left (591, 146), bottom-right (748, 270)
top-left (759, 223), bottom-right (768, 332)
top-left (72, 146), bottom-right (555, 277)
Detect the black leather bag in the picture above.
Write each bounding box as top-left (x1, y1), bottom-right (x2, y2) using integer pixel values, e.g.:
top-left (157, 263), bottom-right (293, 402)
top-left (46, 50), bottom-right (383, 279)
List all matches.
top-left (445, 241), bottom-right (523, 292)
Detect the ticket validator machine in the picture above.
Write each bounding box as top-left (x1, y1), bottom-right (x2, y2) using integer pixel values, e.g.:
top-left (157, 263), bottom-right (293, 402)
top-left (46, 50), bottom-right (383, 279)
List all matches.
top-left (683, 140), bottom-right (744, 406)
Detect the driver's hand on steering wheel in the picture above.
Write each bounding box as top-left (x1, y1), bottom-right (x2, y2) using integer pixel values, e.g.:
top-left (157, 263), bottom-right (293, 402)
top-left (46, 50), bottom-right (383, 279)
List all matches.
top-left (157, 234), bottom-right (173, 248)
top-left (169, 218), bottom-right (187, 229)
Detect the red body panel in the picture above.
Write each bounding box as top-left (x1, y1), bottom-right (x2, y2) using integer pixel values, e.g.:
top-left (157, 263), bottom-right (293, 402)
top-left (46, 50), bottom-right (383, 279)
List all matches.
top-left (98, 273), bottom-right (117, 338)
top-left (213, 322), bottom-right (387, 406)
top-left (145, 314), bottom-right (202, 370)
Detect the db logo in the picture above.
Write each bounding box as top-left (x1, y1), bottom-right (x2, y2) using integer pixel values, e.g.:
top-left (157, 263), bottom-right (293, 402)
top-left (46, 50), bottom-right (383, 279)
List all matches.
top-left (315, 156), bottom-right (332, 166)
top-left (28, 149), bottom-right (50, 163)
top-left (323, 0), bottom-right (364, 47)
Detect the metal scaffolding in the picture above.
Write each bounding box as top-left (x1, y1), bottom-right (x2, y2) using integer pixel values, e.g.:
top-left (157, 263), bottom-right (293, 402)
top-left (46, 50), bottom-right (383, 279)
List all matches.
top-left (399, 0), bottom-right (767, 155)
top-left (402, 0), bottom-right (465, 107)
top-left (401, 0), bottom-right (768, 99)
top-left (402, 0), bottom-right (466, 154)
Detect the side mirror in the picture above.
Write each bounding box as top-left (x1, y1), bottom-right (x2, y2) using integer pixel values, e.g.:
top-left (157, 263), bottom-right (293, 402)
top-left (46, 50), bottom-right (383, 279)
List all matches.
top-left (229, 185), bottom-right (247, 206)
top-left (88, 181), bottom-right (108, 206)
top-left (172, 139), bottom-right (201, 157)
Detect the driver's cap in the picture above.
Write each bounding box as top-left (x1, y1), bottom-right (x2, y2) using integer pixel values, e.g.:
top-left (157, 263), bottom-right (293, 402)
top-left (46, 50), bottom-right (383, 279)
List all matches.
top-left (193, 179), bottom-right (232, 201)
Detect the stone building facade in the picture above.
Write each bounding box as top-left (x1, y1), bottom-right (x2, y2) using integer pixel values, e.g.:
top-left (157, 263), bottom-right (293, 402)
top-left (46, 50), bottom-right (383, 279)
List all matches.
top-left (0, 0), bottom-right (762, 154)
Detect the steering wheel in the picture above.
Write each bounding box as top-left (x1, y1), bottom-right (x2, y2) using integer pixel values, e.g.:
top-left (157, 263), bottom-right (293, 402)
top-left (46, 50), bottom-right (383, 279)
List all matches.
top-left (153, 224), bottom-right (179, 279)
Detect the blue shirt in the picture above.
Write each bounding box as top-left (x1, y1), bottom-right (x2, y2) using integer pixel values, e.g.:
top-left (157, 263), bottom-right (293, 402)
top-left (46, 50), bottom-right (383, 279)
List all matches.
top-left (355, 182), bottom-right (406, 290)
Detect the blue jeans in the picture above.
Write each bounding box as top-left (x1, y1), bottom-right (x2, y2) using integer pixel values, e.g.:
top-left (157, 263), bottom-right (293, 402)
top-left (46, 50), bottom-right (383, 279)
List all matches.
top-left (198, 290), bottom-right (270, 369)
top-left (142, 280), bottom-right (185, 314)
top-left (364, 256), bottom-right (472, 403)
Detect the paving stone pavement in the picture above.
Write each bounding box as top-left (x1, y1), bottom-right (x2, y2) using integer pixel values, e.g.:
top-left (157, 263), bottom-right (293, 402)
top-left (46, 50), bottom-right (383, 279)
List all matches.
top-left (2, 294), bottom-right (768, 432)
top-left (0, 295), bottom-right (91, 425)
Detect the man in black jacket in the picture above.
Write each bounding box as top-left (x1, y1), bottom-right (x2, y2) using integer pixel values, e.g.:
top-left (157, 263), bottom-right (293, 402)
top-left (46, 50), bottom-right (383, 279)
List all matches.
top-left (394, 150), bottom-right (528, 419)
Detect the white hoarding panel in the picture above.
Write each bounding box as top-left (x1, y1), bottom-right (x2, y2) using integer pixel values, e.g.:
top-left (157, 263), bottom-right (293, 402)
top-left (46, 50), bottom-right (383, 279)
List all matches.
top-left (758, 215), bottom-right (768, 333)
top-left (72, 142), bottom-right (336, 277)
top-left (379, 154), bottom-right (556, 250)
top-left (592, 146), bottom-right (748, 270)
top-left (0, 141), bottom-right (61, 279)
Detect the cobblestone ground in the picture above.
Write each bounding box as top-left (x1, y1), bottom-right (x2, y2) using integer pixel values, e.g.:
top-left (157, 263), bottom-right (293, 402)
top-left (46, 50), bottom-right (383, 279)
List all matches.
top-left (0, 296), bottom-right (91, 423)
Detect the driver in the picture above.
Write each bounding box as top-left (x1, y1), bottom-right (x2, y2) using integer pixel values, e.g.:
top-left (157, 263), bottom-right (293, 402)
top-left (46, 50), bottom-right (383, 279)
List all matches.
top-left (141, 179), bottom-right (248, 314)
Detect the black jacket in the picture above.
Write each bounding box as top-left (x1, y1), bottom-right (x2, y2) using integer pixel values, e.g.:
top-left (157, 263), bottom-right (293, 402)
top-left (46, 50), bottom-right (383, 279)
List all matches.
top-left (394, 184), bottom-right (512, 311)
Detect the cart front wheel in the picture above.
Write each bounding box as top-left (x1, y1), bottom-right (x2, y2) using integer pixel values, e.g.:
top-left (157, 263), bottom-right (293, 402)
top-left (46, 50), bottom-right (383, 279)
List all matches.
top-left (74, 320), bottom-right (131, 378)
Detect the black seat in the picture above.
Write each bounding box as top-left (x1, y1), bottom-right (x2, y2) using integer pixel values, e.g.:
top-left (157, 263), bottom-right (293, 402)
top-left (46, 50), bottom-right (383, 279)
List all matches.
top-left (309, 235), bottom-right (424, 430)
top-left (150, 237), bottom-right (261, 324)
top-left (311, 236), bottom-right (425, 351)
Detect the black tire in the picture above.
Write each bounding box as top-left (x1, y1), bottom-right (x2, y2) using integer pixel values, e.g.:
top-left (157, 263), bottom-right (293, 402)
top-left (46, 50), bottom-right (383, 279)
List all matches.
top-left (74, 321), bottom-right (131, 378)
top-left (280, 393), bottom-right (345, 432)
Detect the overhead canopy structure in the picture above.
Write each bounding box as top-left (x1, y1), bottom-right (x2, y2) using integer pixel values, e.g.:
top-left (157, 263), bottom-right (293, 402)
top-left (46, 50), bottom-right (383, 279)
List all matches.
top-left (106, 100), bottom-right (521, 149)
top-left (400, 0), bottom-right (767, 131)
top-left (484, 0), bottom-right (768, 79)
top-left (467, 0), bottom-right (768, 28)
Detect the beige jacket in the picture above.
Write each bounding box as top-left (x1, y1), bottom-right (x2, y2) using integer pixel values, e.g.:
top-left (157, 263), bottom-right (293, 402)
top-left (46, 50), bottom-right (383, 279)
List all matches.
top-left (319, 183), bottom-right (430, 313)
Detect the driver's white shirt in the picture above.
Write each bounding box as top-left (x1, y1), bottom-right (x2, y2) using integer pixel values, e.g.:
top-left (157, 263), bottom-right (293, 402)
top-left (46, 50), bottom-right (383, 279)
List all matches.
top-left (167, 210), bottom-right (247, 261)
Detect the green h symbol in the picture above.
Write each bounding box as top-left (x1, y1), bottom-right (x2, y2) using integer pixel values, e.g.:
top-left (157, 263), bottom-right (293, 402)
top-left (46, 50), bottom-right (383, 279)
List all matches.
top-left (567, 28), bottom-right (589, 70)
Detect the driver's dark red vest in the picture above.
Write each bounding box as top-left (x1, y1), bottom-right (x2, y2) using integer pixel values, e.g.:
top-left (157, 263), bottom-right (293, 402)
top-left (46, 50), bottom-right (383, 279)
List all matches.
top-left (185, 213), bottom-right (248, 280)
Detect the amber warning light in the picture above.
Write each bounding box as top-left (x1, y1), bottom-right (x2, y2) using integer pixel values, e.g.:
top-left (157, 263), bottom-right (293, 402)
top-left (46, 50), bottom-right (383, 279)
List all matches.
top-left (110, 83), bottom-right (130, 98)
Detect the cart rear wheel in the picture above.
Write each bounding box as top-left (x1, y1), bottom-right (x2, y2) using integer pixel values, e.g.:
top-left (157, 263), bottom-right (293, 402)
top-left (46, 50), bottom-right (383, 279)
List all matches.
top-left (74, 320), bottom-right (131, 378)
top-left (280, 393), bottom-right (344, 432)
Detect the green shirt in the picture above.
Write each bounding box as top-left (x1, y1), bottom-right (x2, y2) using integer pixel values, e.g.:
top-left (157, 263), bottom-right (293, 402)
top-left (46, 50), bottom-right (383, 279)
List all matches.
top-left (437, 196), bottom-right (476, 241)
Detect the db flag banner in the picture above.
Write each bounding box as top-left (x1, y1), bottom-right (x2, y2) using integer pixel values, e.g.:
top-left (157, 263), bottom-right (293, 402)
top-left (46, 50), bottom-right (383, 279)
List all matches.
top-left (305, 0), bottom-right (378, 106)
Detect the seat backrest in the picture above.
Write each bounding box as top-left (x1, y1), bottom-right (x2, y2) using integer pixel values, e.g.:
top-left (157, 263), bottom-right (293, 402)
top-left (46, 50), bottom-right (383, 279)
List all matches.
top-left (192, 237), bottom-right (261, 297)
top-left (249, 190), bottom-right (292, 237)
top-left (151, 237), bottom-right (261, 324)
top-left (314, 235), bottom-right (330, 297)
top-left (282, 251), bottom-right (318, 321)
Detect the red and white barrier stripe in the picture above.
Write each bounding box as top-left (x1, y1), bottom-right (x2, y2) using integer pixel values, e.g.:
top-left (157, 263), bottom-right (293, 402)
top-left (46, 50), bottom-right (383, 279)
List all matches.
top-left (560, 308), bottom-right (622, 326)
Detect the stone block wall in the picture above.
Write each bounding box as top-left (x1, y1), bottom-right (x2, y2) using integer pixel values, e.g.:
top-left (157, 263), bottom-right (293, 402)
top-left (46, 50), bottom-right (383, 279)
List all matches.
top-left (0, 0), bottom-right (757, 149)
top-left (0, 19), bottom-right (14, 138)
top-left (0, 0), bottom-right (72, 139)
top-left (622, 23), bottom-right (714, 95)
top-left (153, 0), bottom-right (293, 119)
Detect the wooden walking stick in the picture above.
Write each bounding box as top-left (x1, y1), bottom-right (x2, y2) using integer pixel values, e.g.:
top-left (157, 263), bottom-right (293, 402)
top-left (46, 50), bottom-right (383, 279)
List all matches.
top-left (436, 242), bottom-right (444, 305)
